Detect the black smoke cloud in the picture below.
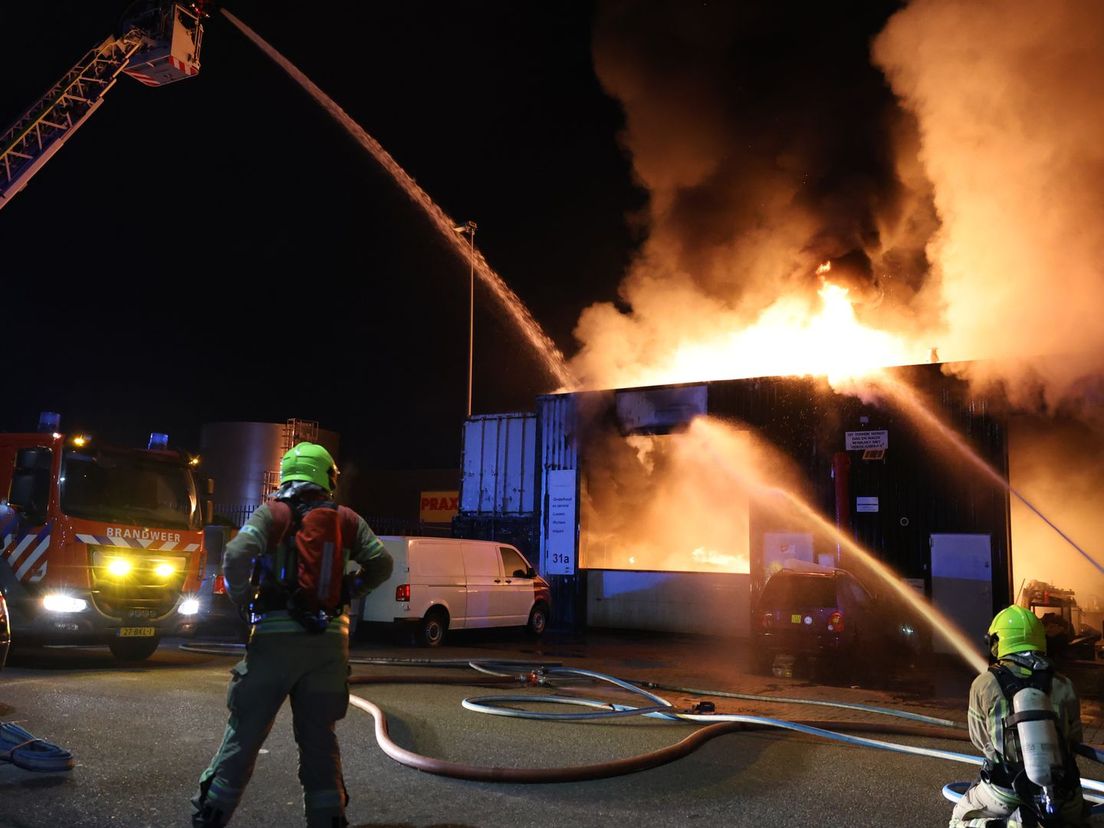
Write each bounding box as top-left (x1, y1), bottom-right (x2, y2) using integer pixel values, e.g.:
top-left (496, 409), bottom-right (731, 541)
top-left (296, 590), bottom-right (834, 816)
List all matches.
top-left (572, 1), bottom-right (938, 389)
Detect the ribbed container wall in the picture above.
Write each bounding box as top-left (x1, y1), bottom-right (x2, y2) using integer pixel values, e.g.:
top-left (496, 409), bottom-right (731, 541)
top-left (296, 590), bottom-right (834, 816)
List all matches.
top-left (458, 414), bottom-right (537, 515)
top-left (536, 393), bottom-right (585, 632)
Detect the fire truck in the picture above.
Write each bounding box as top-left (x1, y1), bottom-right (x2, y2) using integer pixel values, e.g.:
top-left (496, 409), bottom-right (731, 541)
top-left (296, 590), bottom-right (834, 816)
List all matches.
top-left (0, 1), bottom-right (206, 211)
top-left (0, 414), bottom-right (210, 660)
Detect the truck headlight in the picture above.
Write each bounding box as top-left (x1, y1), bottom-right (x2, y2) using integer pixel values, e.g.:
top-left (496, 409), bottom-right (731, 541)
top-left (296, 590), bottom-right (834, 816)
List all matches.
top-left (43, 594), bottom-right (88, 613)
top-left (106, 557), bottom-right (132, 577)
top-left (178, 597), bottom-right (200, 616)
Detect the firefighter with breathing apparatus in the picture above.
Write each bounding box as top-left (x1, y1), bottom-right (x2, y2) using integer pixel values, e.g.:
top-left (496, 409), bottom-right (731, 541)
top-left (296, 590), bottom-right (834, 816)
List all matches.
top-left (191, 442), bottom-right (393, 828)
top-left (950, 605), bottom-right (1089, 827)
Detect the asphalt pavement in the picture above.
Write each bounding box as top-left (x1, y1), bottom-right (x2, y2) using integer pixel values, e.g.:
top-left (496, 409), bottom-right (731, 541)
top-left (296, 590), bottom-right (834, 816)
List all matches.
top-left (1, 628), bottom-right (1103, 827)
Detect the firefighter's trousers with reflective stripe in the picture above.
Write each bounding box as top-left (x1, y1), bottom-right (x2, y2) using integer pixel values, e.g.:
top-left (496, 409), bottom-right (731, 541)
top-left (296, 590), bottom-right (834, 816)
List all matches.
top-left (949, 778), bottom-right (1090, 827)
top-left (192, 632), bottom-right (351, 827)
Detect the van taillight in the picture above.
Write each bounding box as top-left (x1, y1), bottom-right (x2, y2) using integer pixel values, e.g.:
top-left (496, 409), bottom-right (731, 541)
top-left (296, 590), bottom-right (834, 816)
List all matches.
top-left (828, 611), bottom-right (844, 632)
top-left (396, 584), bottom-right (410, 602)
top-left (760, 611), bottom-right (774, 630)
top-left (213, 575), bottom-right (226, 595)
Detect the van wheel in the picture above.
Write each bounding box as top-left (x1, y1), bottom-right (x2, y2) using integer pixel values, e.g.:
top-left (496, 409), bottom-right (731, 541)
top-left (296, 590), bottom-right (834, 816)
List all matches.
top-left (418, 611), bottom-right (448, 648)
top-left (108, 635), bottom-right (160, 662)
top-left (526, 603), bottom-right (549, 637)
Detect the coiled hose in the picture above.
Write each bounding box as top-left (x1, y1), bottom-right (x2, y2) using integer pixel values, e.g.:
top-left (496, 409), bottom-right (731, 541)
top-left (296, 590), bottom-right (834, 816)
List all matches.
top-left (0, 721), bottom-right (75, 772)
top-left (349, 661), bottom-right (1104, 813)
top-left (180, 643), bottom-right (1104, 808)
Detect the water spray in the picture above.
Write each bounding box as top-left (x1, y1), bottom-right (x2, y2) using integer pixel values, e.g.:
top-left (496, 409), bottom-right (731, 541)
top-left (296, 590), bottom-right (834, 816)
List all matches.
top-left (221, 10), bottom-right (575, 390)
top-left (687, 417), bottom-right (990, 674)
top-left (864, 371), bottom-right (1104, 577)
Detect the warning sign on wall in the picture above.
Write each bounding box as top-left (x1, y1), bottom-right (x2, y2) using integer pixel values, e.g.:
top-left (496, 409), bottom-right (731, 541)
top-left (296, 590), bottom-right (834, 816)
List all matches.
top-left (845, 430), bottom-right (889, 451)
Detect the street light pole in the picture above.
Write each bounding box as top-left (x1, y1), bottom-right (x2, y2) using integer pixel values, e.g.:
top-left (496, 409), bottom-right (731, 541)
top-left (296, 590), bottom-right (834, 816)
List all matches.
top-left (453, 220), bottom-right (477, 418)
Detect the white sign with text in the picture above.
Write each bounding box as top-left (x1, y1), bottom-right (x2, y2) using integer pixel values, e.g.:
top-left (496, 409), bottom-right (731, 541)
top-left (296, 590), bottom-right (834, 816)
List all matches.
top-left (544, 470), bottom-right (577, 575)
top-left (845, 430), bottom-right (889, 451)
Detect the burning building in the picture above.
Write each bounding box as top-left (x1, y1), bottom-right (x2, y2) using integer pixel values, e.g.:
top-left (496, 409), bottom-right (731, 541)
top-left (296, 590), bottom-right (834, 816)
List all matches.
top-left (459, 363), bottom-right (1025, 652)
top-left (458, 1), bottom-right (1104, 649)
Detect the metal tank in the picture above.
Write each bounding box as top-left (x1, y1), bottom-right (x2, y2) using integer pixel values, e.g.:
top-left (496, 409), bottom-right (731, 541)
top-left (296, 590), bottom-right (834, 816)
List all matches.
top-left (199, 420), bottom-right (340, 527)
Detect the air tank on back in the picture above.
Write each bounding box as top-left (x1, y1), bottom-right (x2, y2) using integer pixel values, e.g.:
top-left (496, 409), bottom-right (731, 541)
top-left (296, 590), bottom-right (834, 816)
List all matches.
top-left (199, 420), bottom-right (340, 527)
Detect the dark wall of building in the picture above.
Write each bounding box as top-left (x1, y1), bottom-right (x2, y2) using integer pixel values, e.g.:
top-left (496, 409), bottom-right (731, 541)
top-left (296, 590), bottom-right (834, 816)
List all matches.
top-left (560, 365), bottom-right (1012, 621)
top-left (701, 364), bottom-right (1012, 608)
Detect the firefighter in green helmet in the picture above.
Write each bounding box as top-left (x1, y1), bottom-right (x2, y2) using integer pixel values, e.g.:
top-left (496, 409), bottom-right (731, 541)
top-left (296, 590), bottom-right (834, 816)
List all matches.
top-left (950, 605), bottom-right (1089, 827)
top-left (191, 442), bottom-right (393, 828)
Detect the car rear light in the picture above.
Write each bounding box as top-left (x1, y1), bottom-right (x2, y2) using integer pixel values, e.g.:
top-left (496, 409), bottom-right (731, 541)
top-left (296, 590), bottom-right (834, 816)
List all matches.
top-left (395, 584), bottom-right (410, 602)
top-left (759, 611), bottom-right (774, 630)
top-left (212, 574), bottom-right (226, 595)
top-left (828, 610), bottom-right (844, 632)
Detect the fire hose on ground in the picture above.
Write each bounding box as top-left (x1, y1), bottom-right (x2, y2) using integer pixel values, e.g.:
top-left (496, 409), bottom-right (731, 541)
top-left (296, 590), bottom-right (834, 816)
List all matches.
top-left (180, 644), bottom-right (1104, 812)
top-left (0, 721), bottom-right (75, 772)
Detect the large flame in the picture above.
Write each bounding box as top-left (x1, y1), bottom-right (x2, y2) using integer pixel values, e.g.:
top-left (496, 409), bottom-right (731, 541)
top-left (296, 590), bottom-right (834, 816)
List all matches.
top-left (584, 270), bottom-right (922, 390)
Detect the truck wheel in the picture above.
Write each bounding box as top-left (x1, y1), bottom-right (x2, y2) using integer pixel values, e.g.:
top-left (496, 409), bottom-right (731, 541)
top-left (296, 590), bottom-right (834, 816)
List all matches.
top-left (526, 603), bottom-right (549, 637)
top-left (108, 635), bottom-right (160, 662)
top-left (418, 611), bottom-right (447, 648)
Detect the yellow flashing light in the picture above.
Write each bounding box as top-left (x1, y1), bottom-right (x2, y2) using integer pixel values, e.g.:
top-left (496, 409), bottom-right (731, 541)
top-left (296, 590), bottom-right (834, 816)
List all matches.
top-left (106, 558), bottom-right (132, 577)
top-left (72, 435), bottom-right (90, 447)
top-left (188, 455), bottom-right (201, 467)
top-left (154, 562), bottom-right (176, 578)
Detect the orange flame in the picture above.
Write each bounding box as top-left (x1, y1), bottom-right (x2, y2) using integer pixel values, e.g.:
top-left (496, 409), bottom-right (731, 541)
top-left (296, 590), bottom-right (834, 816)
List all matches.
top-left (654, 281), bottom-right (919, 386)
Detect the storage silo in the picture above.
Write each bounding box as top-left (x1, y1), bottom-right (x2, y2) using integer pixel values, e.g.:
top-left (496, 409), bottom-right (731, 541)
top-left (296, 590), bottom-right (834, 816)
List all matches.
top-left (200, 419), bottom-right (340, 526)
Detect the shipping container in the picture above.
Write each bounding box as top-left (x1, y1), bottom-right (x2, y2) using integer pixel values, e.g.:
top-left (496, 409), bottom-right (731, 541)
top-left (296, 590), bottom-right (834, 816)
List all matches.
top-left (458, 413), bottom-right (537, 516)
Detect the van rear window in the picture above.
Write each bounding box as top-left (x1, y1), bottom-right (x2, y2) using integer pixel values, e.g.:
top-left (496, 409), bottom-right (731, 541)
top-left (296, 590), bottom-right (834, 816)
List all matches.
top-left (759, 574), bottom-right (837, 608)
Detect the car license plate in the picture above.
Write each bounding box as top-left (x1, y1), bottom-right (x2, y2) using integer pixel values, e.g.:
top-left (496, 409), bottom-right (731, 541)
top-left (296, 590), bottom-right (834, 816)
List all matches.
top-left (791, 614), bottom-right (802, 624)
top-left (118, 627), bottom-right (155, 638)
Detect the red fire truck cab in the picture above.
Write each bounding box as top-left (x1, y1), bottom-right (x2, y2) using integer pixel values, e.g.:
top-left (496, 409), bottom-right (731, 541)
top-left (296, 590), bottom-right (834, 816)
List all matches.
top-left (0, 416), bottom-right (207, 661)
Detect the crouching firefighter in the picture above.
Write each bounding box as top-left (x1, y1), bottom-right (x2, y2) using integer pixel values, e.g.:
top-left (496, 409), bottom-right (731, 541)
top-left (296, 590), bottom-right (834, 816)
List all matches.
top-left (950, 605), bottom-right (1090, 828)
top-left (192, 442), bottom-right (393, 828)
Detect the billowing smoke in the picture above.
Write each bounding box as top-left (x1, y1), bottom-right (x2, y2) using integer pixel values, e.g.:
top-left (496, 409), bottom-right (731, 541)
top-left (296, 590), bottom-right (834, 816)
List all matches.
top-left (1009, 416), bottom-right (1104, 613)
top-left (873, 2), bottom-right (1104, 609)
top-left (575, 1), bottom-right (1104, 606)
top-left (581, 427), bottom-right (752, 574)
top-left (574, 1), bottom-right (939, 389)
top-left (579, 411), bottom-right (813, 575)
top-left (579, 0), bottom-right (1104, 416)
top-left (873, 0), bottom-right (1104, 413)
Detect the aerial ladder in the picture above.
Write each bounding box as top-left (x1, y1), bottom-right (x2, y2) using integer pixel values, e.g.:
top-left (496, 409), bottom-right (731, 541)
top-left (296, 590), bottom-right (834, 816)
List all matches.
top-left (0, 1), bottom-right (207, 212)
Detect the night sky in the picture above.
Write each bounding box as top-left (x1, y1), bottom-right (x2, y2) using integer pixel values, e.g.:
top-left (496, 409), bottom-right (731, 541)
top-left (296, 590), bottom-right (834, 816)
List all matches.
top-left (0, 1), bottom-right (903, 471)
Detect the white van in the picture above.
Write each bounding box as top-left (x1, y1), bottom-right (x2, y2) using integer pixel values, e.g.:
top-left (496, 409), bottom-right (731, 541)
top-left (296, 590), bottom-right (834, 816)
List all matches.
top-left (358, 537), bottom-right (552, 647)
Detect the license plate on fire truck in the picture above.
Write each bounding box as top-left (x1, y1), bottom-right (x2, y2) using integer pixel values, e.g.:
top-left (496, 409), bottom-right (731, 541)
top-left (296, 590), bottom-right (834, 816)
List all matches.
top-left (118, 627), bottom-right (156, 638)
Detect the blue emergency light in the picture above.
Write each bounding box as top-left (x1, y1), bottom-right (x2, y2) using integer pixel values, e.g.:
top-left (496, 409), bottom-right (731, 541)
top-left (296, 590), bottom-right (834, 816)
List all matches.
top-left (37, 411), bottom-right (61, 433)
top-left (148, 432), bottom-right (170, 450)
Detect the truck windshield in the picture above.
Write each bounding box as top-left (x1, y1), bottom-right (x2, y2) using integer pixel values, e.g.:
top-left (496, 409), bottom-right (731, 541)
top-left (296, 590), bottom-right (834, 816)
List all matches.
top-left (60, 449), bottom-right (198, 530)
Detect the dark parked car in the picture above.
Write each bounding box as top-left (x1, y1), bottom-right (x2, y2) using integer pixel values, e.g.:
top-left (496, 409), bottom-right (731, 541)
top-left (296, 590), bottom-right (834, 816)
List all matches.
top-left (752, 565), bottom-right (925, 682)
top-left (0, 587), bottom-right (10, 668)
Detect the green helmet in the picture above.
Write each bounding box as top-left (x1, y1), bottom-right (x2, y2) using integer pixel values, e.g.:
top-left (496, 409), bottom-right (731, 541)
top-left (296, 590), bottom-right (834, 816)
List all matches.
top-left (988, 605), bottom-right (1046, 659)
top-left (280, 442), bottom-right (338, 491)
